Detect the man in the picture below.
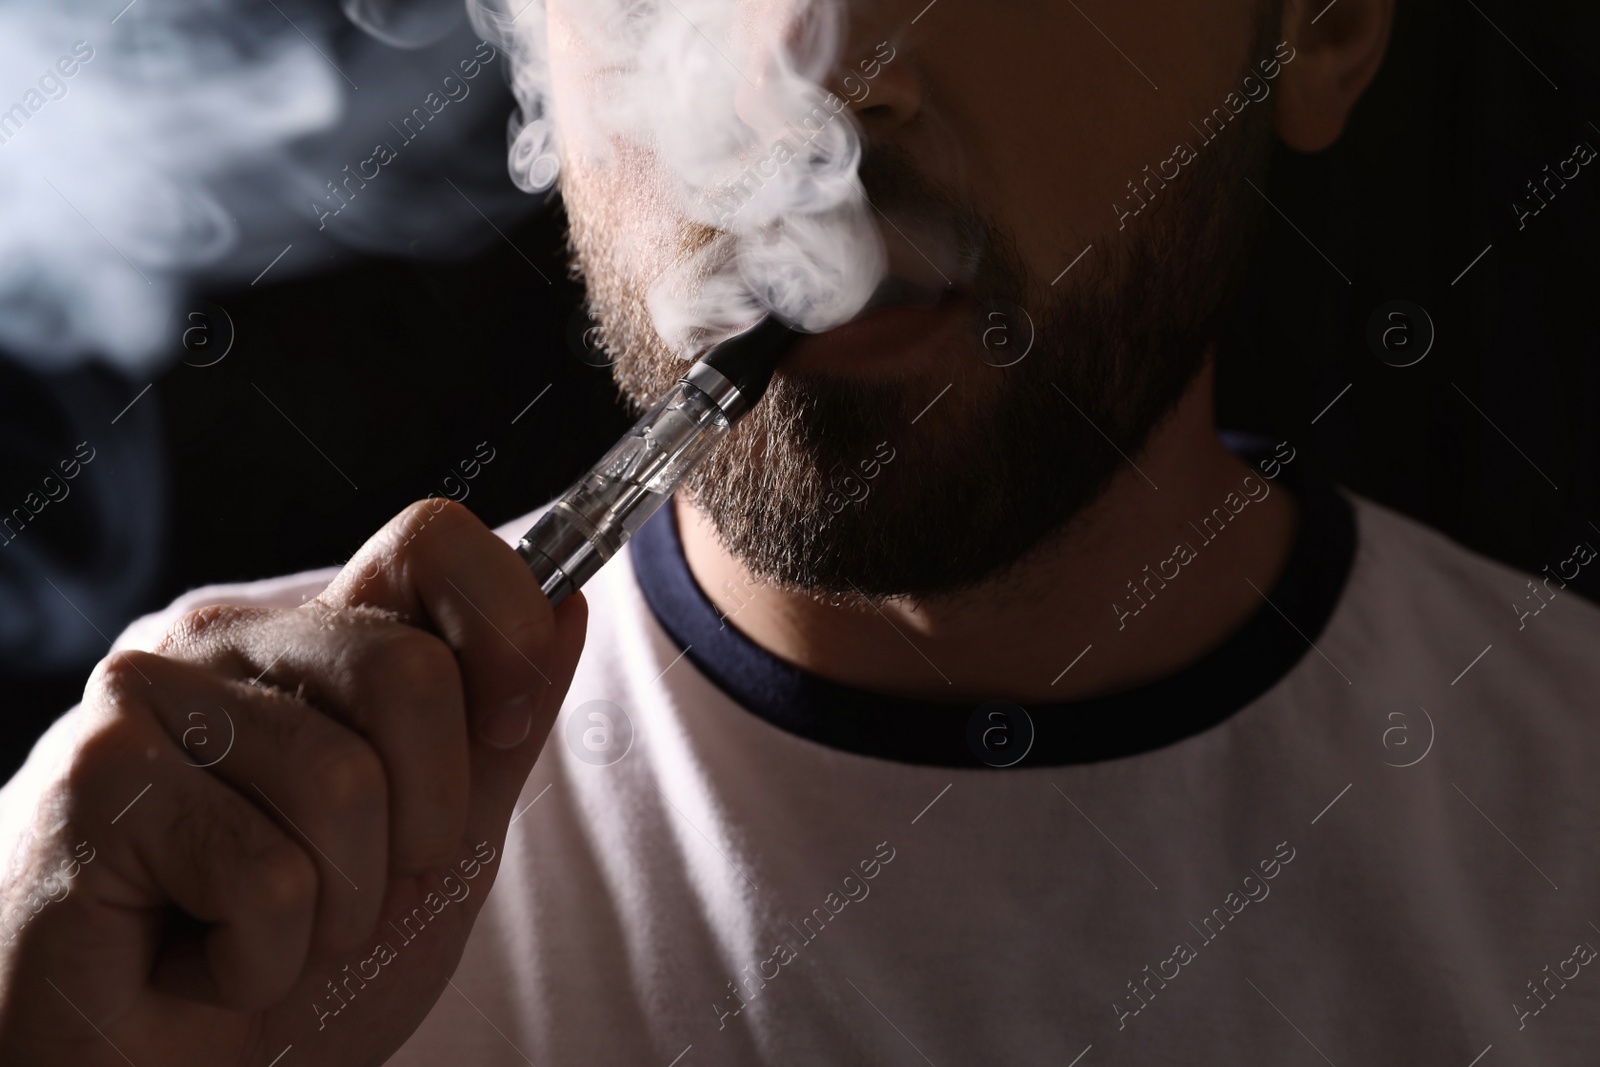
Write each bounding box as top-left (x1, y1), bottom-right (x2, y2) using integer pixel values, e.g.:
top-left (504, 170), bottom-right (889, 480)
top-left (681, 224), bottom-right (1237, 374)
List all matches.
top-left (3, 0), bottom-right (1598, 1063)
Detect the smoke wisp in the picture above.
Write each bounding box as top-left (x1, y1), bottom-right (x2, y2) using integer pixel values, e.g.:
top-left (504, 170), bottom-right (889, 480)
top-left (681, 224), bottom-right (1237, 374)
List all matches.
top-left (467, 0), bottom-right (889, 352)
top-left (0, 0), bottom-right (533, 373)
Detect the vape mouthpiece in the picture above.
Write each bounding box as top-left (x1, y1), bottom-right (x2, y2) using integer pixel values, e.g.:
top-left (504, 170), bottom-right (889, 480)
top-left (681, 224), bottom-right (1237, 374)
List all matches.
top-left (515, 314), bottom-right (802, 606)
top-left (685, 314), bottom-right (801, 421)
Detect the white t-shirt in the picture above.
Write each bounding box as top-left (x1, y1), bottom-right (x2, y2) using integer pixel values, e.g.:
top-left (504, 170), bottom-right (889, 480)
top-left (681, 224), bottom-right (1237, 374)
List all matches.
top-left (8, 451), bottom-right (1600, 1065)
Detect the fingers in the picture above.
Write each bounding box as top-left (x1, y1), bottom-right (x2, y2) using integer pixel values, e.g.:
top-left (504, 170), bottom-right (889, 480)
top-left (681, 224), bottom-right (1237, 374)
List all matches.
top-left (63, 654), bottom-right (318, 1010)
top-left (316, 499), bottom-right (572, 750)
top-left (156, 601), bottom-right (467, 876)
top-left (112, 649), bottom-right (388, 956)
top-left (148, 497), bottom-right (590, 882)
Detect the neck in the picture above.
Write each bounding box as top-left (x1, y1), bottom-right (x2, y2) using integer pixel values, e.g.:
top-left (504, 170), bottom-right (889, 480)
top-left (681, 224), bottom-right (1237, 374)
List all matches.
top-left (674, 358), bottom-right (1299, 703)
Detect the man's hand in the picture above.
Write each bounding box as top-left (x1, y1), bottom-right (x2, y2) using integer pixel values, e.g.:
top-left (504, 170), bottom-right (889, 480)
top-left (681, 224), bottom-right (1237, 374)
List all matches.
top-left (0, 499), bottom-right (587, 1066)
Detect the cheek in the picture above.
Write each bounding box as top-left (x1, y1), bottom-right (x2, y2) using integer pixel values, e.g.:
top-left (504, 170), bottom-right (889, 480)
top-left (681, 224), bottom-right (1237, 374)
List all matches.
top-left (907, 2), bottom-right (1262, 273)
top-left (545, 0), bottom-right (645, 163)
top-left (564, 141), bottom-right (692, 287)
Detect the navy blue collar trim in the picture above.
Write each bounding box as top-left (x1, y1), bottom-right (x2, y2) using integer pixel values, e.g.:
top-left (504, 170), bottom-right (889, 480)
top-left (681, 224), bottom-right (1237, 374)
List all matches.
top-left (628, 435), bottom-right (1356, 768)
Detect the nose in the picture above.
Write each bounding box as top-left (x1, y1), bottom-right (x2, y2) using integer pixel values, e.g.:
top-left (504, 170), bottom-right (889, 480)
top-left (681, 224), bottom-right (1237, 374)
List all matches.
top-left (831, 38), bottom-right (920, 134)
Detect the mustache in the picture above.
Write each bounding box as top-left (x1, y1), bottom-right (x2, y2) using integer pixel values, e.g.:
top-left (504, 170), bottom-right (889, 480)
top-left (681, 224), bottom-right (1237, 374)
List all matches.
top-left (660, 141), bottom-right (1027, 330)
top-left (853, 142), bottom-right (1029, 302)
top-left (854, 142), bottom-right (964, 218)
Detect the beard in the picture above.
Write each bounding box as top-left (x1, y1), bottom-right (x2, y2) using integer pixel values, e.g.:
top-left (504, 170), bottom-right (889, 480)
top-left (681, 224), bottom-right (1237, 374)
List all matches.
top-left (561, 58), bottom-right (1276, 605)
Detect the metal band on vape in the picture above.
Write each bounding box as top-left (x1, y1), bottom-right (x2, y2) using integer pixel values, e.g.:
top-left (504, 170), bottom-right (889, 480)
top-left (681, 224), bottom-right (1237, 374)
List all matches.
top-left (682, 361), bottom-right (747, 422)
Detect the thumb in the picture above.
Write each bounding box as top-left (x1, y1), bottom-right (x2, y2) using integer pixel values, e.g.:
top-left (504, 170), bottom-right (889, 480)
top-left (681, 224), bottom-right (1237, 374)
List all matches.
top-left (314, 498), bottom-right (590, 827)
top-left (317, 499), bottom-right (574, 750)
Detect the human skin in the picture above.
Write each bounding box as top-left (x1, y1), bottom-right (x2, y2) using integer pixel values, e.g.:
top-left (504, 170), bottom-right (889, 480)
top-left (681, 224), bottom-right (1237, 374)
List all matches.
top-left (550, 0), bottom-right (1394, 700)
top-left (0, 501), bottom-right (588, 1066)
top-left (0, 1), bottom-right (1393, 1064)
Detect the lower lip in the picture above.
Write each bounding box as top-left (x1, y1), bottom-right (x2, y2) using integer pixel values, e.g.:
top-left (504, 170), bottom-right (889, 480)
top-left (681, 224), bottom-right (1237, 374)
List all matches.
top-left (781, 293), bottom-right (970, 374)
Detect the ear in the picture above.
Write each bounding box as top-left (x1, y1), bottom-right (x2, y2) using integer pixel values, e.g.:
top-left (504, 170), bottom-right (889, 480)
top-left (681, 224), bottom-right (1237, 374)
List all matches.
top-left (1273, 0), bottom-right (1396, 152)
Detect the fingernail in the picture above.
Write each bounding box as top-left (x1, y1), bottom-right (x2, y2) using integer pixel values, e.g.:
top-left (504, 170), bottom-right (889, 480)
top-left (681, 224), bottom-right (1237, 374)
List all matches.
top-left (480, 698), bottom-right (534, 749)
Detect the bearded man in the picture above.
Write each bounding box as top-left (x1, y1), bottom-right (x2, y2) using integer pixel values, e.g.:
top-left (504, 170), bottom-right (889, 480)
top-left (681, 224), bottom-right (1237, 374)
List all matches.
top-left (4, 1), bottom-right (1599, 1064)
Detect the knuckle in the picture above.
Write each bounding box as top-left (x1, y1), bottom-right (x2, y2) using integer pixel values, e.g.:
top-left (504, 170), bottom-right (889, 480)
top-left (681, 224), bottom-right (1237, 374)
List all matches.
top-left (353, 628), bottom-right (461, 714)
top-left (86, 649), bottom-right (155, 705)
top-left (249, 838), bottom-right (318, 917)
top-left (64, 711), bottom-right (159, 798)
top-left (502, 612), bottom-right (555, 668)
top-left (405, 818), bottom-right (461, 871)
top-left (306, 737), bottom-right (386, 817)
top-left (152, 603), bottom-right (257, 656)
top-left (401, 495), bottom-right (463, 526)
top-left (131, 796), bottom-right (257, 925)
top-left (390, 497), bottom-right (466, 554)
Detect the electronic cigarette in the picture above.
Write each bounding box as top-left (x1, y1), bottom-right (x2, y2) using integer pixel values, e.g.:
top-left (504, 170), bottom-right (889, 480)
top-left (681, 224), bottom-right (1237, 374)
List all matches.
top-left (516, 314), bottom-right (801, 607)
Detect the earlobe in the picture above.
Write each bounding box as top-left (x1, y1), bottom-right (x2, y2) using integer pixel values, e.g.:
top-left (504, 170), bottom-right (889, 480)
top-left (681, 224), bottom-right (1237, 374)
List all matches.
top-left (1272, 0), bottom-right (1395, 153)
